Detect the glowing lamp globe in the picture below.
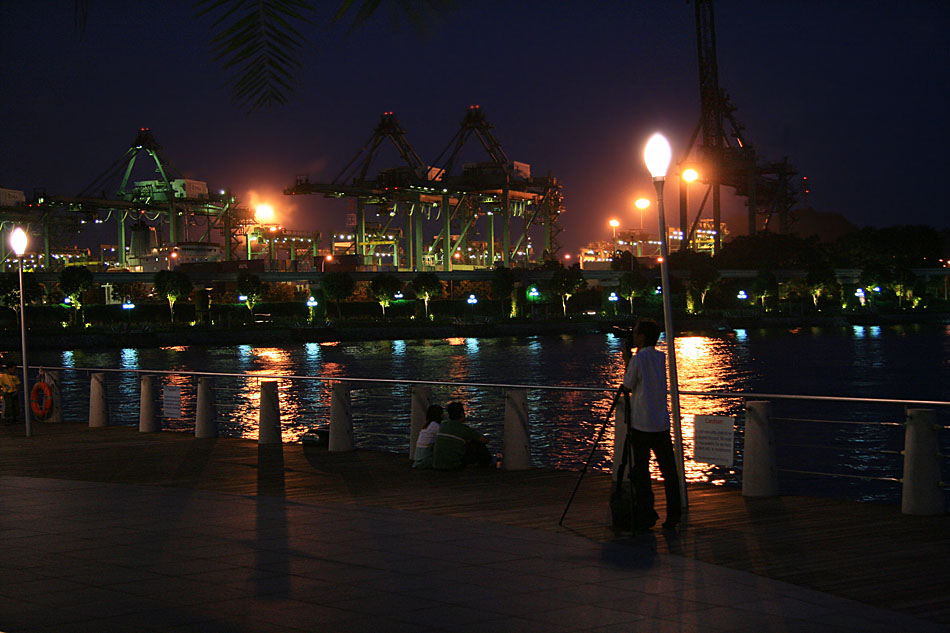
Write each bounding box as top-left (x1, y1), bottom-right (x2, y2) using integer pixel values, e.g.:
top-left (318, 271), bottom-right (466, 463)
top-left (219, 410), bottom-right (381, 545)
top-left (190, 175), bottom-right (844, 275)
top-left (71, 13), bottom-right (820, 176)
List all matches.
top-left (643, 133), bottom-right (672, 179)
top-left (682, 168), bottom-right (699, 183)
top-left (10, 227), bottom-right (28, 256)
top-left (634, 198), bottom-right (650, 210)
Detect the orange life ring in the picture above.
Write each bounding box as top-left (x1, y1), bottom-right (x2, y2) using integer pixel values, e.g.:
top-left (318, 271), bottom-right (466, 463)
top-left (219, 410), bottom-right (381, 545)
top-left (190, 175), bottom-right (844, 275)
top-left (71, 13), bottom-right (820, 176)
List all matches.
top-left (30, 381), bottom-right (53, 419)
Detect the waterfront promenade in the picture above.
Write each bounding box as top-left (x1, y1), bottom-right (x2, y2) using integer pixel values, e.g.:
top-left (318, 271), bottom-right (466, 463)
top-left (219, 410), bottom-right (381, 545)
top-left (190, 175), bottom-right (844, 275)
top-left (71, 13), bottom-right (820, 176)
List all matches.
top-left (1, 422), bottom-right (946, 632)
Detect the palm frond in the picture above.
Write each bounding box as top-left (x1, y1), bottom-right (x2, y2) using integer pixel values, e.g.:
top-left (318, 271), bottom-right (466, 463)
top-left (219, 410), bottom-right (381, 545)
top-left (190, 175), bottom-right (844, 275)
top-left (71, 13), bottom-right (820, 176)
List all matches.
top-left (195, 0), bottom-right (314, 112)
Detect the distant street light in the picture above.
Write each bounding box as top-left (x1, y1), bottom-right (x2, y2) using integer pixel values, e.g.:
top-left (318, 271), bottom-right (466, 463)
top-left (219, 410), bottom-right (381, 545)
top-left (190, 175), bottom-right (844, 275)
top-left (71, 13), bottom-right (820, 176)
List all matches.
top-left (9, 227), bottom-right (31, 437)
top-left (634, 197), bottom-right (650, 230)
top-left (322, 254), bottom-right (333, 273)
top-left (680, 168), bottom-right (699, 250)
top-left (643, 132), bottom-right (686, 510)
top-left (609, 219), bottom-right (620, 239)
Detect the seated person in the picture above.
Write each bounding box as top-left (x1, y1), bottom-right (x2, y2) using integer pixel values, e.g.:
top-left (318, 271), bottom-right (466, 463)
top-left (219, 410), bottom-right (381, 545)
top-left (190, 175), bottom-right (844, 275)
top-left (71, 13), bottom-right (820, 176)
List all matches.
top-left (433, 401), bottom-right (492, 470)
top-left (412, 404), bottom-right (443, 469)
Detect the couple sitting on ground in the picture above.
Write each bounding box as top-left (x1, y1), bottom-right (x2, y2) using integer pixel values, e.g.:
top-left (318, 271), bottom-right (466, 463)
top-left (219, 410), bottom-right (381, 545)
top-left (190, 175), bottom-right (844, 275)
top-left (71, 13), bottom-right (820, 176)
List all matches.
top-left (412, 401), bottom-right (492, 470)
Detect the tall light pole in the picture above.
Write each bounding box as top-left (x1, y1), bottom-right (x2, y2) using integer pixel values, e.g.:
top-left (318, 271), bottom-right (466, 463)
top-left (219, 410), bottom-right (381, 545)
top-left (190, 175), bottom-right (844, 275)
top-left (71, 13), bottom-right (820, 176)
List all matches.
top-left (10, 227), bottom-right (32, 438)
top-left (643, 132), bottom-right (687, 510)
top-left (634, 197), bottom-right (650, 257)
top-left (609, 219), bottom-right (620, 240)
top-left (681, 168), bottom-right (699, 251)
top-left (322, 254), bottom-right (333, 273)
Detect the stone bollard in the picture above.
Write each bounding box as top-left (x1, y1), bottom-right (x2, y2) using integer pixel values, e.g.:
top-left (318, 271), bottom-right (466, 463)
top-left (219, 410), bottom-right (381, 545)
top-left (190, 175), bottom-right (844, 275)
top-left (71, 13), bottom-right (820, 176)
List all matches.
top-left (503, 389), bottom-right (531, 470)
top-left (138, 375), bottom-right (160, 433)
top-left (195, 377), bottom-right (217, 438)
top-left (37, 369), bottom-right (63, 423)
top-left (409, 385), bottom-right (431, 460)
top-left (902, 408), bottom-right (944, 515)
top-left (257, 381), bottom-right (281, 445)
top-left (88, 373), bottom-right (109, 428)
top-left (329, 382), bottom-right (354, 452)
top-left (612, 394), bottom-right (629, 480)
top-left (742, 400), bottom-right (778, 497)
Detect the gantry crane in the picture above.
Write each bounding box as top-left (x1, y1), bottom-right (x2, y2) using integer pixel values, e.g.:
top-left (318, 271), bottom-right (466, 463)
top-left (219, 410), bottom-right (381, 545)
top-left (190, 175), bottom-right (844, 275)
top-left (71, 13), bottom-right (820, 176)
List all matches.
top-left (45, 128), bottom-right (255, 265)
top-left (680, 0), bottom-right (798, 253)
top-left (286, 106), bottom-right (564, 272)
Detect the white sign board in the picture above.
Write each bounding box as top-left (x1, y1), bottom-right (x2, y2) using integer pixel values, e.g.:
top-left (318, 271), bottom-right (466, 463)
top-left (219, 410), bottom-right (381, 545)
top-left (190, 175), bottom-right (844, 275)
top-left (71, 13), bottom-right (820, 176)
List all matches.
top-left (162, 386), bottom-right (182, 418)
top-left (693, 415), bottom-right (736, 466)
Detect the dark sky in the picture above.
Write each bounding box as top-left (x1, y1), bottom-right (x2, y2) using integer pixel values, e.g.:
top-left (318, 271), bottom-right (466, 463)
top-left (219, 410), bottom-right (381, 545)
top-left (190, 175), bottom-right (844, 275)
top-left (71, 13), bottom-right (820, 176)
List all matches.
top-left (1, 1), bottom-right (947, 253)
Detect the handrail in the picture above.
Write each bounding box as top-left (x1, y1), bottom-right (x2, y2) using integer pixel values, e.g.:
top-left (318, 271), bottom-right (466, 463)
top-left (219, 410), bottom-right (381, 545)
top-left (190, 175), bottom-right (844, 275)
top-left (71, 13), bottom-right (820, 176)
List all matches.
top-left (678, 389), bottom-right (950, 408)
top-left (33, 365), bottom-right (950, 407)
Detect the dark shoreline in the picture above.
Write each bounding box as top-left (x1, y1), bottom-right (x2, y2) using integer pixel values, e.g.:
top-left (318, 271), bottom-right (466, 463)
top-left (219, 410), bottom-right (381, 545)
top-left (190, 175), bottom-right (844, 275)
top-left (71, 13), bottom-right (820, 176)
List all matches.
top-left (2, 312), bottom-right (948, 351)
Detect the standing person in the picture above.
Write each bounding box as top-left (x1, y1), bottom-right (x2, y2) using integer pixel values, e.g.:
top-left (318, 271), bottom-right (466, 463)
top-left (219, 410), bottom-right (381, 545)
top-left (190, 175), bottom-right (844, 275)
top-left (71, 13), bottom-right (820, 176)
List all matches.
top-left (0, 364), bottom-right (21, 424)
top-left (412, 404), bottom-right (443, 469)
top-left (432, 401), bottom-right (492, 470)
top-left (622, 319), bottom-right (682, 530)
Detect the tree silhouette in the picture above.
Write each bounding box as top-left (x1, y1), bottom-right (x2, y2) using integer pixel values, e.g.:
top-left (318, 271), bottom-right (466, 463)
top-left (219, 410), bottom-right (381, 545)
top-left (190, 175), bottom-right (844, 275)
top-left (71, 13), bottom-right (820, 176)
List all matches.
top-left (321, 271), bottom-right (355, 319)
top-left (412, 272), bottom-right (442, 319)
top-left (154, 270), bottom-right (193, 322)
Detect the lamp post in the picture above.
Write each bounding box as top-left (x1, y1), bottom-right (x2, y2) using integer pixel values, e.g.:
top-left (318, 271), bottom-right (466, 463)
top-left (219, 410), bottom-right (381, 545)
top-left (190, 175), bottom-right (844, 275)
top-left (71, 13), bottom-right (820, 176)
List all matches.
top-left (609, 219), bottom-right (620, 240)
top-left (10, 227), bottom-right (31, 438)
top-left (643, 132), bottom-right (687, 510)
top-left (322, 254), bottom-right (333, 272)
top-left (680, 168), bottom-right (699, 251)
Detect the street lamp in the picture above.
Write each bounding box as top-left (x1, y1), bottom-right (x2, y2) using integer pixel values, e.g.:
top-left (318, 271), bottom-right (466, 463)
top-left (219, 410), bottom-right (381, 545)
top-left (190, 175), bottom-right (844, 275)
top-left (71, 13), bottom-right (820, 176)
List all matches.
top-left (10, 227), bottom-right (31, 437)
top-left (634, 197), bottom-right (650, 229)
top-left (322, 254), bottom-right (333, 272)
top-left (680, 168), bottom-right (699, 251)
top-left (643, 132), bottom-right (687, 510)
top-left (609, 219), bottom-right (620, 239)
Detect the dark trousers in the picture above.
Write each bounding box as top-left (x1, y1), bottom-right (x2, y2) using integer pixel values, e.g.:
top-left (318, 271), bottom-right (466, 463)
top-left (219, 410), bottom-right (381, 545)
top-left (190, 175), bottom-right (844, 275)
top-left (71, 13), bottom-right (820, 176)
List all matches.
top-left (2, 393), bottom-right (18, 423)
top-left (462, 441), bottom-right (492, 467)
top-left (631, 429), bottom-right (681, 523)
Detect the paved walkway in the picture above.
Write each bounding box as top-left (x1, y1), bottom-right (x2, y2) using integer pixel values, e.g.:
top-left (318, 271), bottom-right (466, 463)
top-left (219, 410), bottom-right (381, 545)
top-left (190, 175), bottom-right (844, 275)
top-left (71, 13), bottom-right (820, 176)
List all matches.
top-left (1, 475), bottom-right (943, 633)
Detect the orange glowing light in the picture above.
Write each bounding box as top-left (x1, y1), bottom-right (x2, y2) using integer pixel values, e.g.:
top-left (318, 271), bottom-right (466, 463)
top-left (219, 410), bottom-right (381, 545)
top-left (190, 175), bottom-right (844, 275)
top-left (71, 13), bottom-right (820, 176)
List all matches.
top-left (254, 204), bottom-right (275, 223)
top-left (634, 198), bottom-right (650, 210)
top-left (682, 168), bottom-right (699, 183)
top-left (657, 257), bottom-right (664, 263)
top-left (170, 251), bottom-right (178, 258)
top-left (609, 219), bottom-right (620, 228)
top-left (453, 251), bottom-right (461, 259)
top-left (325, 254), bottom-right (333, 262)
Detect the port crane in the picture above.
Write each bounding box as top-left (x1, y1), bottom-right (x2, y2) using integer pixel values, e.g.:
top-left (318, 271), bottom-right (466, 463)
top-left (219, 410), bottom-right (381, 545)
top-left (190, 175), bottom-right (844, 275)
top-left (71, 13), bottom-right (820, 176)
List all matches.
top-left (679, 0), bottom-right (799, 253)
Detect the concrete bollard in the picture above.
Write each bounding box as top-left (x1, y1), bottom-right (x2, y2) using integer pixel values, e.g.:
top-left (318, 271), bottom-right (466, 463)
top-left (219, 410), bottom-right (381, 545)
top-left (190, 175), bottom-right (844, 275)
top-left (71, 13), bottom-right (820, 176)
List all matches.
top-left (902, 408), bottom-right (944, 515)
top-left (138, 375), bottom-right (160, 433)
top-left (195, 377), bottom-right (217, 438)
top-left (612, 395), bottom-right (629, 480)
top-left (503, 389), bottom-right (531, 470)
top-left (409, 385), bottom-right (431, 460)
top-left (257, 380), bottom-right (281, 445)
top-left (37, 369), bottom-right (63, 423)
top-left (329, 382), bottom-right (354, 452)
top-left (743, 400), bottom-right (778, 497)
top-left (88, 373), bottom-right (109, 428)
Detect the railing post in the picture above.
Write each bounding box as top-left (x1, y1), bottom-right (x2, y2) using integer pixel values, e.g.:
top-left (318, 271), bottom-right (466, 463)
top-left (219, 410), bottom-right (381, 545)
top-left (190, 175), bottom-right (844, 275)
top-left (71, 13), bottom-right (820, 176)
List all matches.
top-left (258, 380), bottom-right (281, 444)
top-left (902, 408), bottom-right (944, 515)
top-left (409, 385), bottom-right (431, 460)
top-left (195, 377), bottom-right (217, 438)
top-left (743, 400), bottom-right (778, 497)
top-left (612, 396), bottom-right (628, 480)
top-left (329, 382), bottom-right (354, 451)
top-left (503, 388), bottom-right (531, 470)
top-left (138, 375), bottom-right (160, 433)
top-left (88, 372), bottom-right (109, 428)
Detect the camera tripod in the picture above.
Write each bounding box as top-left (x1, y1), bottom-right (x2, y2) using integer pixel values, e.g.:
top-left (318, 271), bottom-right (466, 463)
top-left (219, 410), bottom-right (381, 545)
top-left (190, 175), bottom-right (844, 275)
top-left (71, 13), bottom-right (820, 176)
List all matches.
top-left (559, 386), bottom-right (638, 531)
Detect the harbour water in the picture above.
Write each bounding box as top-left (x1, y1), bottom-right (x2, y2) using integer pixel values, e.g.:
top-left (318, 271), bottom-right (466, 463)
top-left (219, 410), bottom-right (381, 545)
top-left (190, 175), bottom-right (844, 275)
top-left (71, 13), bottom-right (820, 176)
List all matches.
top-left (32, 323), bottom-right (950, 504)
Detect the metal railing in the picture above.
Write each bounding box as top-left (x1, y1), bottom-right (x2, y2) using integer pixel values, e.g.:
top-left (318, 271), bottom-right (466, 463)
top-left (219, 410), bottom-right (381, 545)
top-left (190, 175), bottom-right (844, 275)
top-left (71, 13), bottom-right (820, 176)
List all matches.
top-left (23, 365), bottom-right (950, 512)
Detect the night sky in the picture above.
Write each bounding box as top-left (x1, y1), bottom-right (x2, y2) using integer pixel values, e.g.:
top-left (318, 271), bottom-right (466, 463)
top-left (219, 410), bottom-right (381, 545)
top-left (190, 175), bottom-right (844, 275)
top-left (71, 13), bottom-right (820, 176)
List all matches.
top-left (1, 1), bottom-right (947, 253)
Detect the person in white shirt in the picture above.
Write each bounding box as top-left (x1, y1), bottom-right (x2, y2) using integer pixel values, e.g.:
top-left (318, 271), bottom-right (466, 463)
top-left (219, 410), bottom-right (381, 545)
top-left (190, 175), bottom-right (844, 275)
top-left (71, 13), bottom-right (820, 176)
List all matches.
top-left (622, 319), bottom-right (682, 530)
top-left (412, 404), bottom-right (443, 469)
